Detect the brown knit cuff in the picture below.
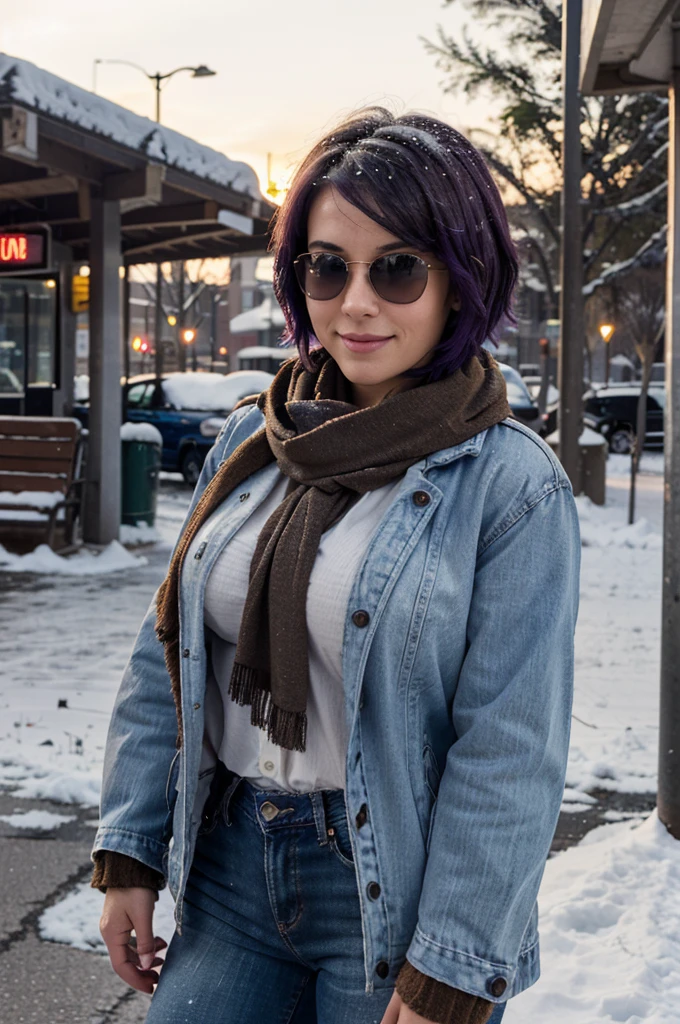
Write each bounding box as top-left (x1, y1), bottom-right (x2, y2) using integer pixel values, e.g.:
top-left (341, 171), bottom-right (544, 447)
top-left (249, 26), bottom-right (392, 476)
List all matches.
top-left (396, 961), bottom-right (495, 1024)
top-left (90, 851), bottom-right (165, 893)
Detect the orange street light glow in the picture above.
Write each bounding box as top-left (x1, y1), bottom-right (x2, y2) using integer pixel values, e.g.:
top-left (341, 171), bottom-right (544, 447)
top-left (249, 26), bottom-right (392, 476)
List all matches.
top-left (182, 328), bottom-right (196, 344)
top-left (599, 323), bottom-right (615, 343)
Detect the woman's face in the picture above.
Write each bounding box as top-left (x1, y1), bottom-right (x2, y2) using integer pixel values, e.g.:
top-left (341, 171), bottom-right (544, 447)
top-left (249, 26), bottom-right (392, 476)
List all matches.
top-left (303, 187), bottom-right (459, 409)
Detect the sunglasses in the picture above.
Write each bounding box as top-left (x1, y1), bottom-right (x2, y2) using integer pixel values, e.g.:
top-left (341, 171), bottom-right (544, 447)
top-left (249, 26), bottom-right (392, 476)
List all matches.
top-left (293, 251), bottom-right (448, 304)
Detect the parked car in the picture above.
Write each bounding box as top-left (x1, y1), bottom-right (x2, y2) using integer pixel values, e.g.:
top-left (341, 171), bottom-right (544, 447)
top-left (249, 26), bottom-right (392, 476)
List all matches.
top-left (583, 384), bottom-right (665, 454)
top-left (498, 363), bottom-right (546, 434)
top-left (73, 370), bottom-right (273, 484)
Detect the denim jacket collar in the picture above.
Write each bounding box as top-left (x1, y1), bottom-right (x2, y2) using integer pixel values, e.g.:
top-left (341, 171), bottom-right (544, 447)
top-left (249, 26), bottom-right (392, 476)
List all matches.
top-left (423, 429), bottom-right (488, 470)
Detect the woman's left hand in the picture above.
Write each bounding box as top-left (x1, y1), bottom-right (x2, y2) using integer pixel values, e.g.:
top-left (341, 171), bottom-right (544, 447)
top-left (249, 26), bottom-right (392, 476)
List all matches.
top-left (381, 990), bottom-right (435, 1024)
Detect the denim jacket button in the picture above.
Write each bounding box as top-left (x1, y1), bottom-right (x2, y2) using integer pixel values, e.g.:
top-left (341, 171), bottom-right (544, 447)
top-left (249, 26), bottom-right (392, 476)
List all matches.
top-left (182, 648), bottom-right (190, 658)
top-left (352, 610), bottom-right (370, 628)
top-left (193, 702), bottom-right (201, 710)
top-left (412, 490), bottom-right (430, 507)
top-left (355, 804), bottom-right (368, 829)
top-left (375, 960), bottom-right (390, 979)
top-left (488, 977), bottom-right (507, 998)
top-left (367, 881), bottom-right (381, 900)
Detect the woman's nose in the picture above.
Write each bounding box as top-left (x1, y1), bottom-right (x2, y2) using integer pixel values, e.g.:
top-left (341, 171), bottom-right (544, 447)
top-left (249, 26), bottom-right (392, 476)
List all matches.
top-left (340, 265), bottom-right (380, 318)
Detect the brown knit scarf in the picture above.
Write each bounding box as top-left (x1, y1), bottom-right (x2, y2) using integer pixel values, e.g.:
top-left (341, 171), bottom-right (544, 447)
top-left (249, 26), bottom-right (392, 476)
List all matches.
top-left (156, 347), bottom-right (510, 752)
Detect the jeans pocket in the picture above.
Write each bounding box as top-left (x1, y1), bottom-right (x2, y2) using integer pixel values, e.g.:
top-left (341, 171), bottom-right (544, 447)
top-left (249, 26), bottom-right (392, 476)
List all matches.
top-left (327, 824), bottom-right (355, 869)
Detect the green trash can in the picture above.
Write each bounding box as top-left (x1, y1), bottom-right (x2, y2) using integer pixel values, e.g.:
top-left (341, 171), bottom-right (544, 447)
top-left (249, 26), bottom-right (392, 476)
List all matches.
top-left (120, 423), bottom-right (163, 527)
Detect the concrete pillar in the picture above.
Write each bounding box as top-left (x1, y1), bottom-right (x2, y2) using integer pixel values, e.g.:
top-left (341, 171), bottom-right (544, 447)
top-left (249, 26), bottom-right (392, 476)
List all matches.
top-left (83, 197), bottom-right (121, 545)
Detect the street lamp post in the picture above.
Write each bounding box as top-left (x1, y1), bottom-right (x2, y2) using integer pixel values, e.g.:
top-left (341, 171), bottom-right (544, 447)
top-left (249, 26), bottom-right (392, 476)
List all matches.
top-left (93, 60), bottom-right (216, 124)
top-left (93, 58), bottom-right (216, 381)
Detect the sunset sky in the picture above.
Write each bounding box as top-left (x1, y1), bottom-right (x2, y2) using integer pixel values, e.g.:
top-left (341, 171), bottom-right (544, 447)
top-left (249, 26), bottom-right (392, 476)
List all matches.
top-left (0, 0), bottom-right (502, 198)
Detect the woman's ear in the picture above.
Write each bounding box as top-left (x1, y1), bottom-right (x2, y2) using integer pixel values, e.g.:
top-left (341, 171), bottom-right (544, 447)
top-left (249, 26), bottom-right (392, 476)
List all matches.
top-left (449, 289), bottom-right (462, 312)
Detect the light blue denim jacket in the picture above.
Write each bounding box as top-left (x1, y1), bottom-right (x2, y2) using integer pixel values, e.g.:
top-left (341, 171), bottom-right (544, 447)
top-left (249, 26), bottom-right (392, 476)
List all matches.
top-left (93, 404), bottom-right (580, 1004)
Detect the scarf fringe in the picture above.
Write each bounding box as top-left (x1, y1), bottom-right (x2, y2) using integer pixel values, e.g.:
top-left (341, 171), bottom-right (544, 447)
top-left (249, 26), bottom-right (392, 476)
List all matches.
top-left (229, 661), bottom-right (308, 753)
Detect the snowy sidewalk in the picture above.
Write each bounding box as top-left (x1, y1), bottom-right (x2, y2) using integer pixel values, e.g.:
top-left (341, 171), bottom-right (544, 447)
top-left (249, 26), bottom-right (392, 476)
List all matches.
top-left (0, 458), bottom-right (673, 1024)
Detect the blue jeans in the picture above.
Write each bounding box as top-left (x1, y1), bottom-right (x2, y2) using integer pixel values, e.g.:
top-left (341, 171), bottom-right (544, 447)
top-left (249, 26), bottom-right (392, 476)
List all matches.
top-left (146, 777), bottom-right (507, 1024)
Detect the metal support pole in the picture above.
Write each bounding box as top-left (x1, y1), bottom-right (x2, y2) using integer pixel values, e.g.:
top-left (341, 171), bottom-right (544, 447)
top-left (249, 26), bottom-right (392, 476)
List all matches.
top-left (658, 20), bottom-right (680, 840)
top-left (123, 265), bottom-right (131, 386)
top-left (557, 0), bottom-right (584, 493)
top-left (211, 292), bottom-right (218, 372)
top-left (154, 262), bottom-right (163, 379)
top-left (84, 197), bottom-right (122, 545)
top-left (178, 264), bottom-right (186, 372)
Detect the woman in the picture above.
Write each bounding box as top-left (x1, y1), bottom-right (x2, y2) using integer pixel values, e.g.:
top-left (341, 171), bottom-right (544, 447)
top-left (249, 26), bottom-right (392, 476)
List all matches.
top-left (92, 108), bottom-right (580, 1024)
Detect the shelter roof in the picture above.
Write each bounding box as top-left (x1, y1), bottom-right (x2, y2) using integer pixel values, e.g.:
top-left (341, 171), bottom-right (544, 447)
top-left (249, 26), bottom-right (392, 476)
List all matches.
top-left (581, 0), bottom-right (676, 94)
top-left (0, 53), bottom-right (275, 263)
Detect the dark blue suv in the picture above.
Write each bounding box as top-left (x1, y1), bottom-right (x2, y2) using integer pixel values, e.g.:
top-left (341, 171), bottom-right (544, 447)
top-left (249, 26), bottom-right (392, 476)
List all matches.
top-left (74, 370), bottom-right (274, 484)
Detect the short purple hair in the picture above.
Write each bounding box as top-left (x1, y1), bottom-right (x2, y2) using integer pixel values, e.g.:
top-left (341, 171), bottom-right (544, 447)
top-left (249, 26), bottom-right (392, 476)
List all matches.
top-left (270, 107), bottom-right (518, 381)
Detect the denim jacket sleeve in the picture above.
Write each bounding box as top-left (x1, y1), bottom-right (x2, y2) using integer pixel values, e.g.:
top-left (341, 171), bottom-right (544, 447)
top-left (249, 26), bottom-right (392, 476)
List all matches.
top-left (406, 477), bottom-right (581, 996)
top-left (91, 407), bottom-right (257, 876)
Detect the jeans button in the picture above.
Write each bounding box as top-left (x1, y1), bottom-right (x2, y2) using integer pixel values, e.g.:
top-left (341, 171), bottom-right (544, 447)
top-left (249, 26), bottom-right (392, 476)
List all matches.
top-left (367, 881), bottom-right (381, 900)
top-left (260, 801), bottom-right (280, 822)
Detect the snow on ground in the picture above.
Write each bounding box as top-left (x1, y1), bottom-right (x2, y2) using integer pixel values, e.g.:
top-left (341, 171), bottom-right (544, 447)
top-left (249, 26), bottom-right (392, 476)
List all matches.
top-left (39, 882), bottom-right (176, 954)
top-left (0, 481), bottom-right (190, 806)
top-left (0, 808), bottom-right (75, 830)
top-left (567, 451), bottom-right (662, 802)
top-left (504, 811), bottom-right (680, 1024)
top-left (0, 539), bottom-right (147, 575)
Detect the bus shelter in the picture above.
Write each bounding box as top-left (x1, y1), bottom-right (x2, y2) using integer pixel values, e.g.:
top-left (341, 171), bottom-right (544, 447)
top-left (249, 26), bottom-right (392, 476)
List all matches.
top-left (0, 53), bottom-right (273, 544)
top-left (580, 0), bottom-right (680, 836)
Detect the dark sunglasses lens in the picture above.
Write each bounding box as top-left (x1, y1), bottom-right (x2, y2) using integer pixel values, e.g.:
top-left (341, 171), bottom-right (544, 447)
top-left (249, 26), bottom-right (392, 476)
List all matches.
top-left (295, 253), bottom-right (347, 300)
top-left (370, 254), bottom-right (429, 303)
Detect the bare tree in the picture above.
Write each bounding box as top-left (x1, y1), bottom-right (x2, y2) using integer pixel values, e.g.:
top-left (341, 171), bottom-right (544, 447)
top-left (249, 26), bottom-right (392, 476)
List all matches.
top-left (614, 267), bottom-right (665, 522)
top-left (423, 0), bottom-right (668, 307)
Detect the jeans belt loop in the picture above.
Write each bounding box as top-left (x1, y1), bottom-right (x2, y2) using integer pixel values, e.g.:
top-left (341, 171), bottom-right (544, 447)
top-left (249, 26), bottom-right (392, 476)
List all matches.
top-left (220, 770), bottom-right (243, 827)
top-left (310, 791), bottom-right (329, 845)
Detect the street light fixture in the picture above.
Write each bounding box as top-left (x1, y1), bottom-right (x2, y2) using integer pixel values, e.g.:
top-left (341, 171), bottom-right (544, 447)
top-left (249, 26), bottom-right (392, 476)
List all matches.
top-left (93, 59), bottom-right (217, 123)
top-left (599, 322), bottom-right (615, 383)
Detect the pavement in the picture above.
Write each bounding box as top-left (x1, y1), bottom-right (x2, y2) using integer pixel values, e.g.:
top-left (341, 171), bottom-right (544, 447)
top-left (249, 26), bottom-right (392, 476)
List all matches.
top-left (0, 790), bottom-right (149, 1024)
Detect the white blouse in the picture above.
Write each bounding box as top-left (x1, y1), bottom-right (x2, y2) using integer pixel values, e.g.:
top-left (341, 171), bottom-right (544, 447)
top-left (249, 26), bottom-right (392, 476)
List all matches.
top-left (192, 471), bottom-right (403, 792)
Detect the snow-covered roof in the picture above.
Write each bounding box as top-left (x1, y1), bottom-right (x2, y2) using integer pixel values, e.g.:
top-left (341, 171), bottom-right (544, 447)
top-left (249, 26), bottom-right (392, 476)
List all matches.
top-left (236, 346), bottom-right (290, 362)
top-left (230, 296), bottom-right (286, 334)
top-left (0, 53), bottom-right (261, 200)
top-left (162, 370), bottom-right (274, 411)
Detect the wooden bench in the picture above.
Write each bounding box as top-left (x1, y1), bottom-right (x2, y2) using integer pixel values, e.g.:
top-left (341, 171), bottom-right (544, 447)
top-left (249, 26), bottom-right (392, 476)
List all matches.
top-left (0, 416), bottom-right (85, 552)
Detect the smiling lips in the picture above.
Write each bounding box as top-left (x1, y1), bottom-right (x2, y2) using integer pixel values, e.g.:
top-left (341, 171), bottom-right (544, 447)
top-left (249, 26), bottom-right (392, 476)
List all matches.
top-left (340, 333), bottom-right (394, 353)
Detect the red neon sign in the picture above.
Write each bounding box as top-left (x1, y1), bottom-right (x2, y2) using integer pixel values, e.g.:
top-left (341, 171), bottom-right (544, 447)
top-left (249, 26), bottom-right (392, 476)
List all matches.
top-left (0, 232), bottom-right (46, 269)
